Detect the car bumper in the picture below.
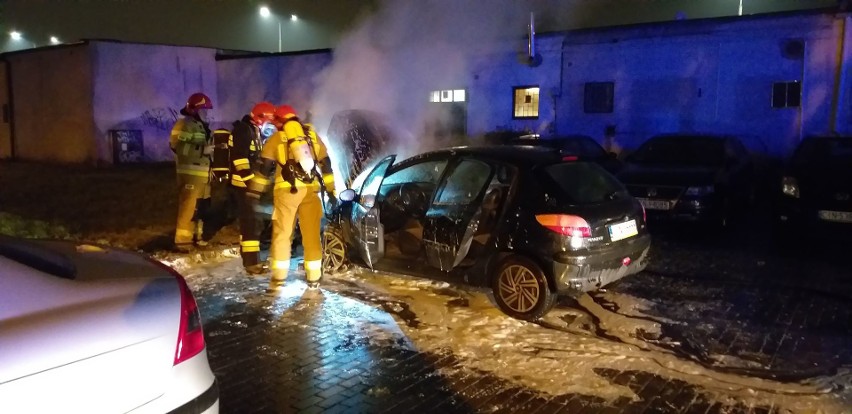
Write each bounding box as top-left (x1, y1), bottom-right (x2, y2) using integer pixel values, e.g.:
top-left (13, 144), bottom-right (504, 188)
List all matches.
top-left (644, 197), bottom-right (722, 222)
top-left (552, 234), bottom-right (651, 294)
top-left (132, 348), bottom-right (219, 414)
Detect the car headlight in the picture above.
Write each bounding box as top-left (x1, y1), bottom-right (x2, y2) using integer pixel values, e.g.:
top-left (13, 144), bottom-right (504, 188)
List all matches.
top-left (685, 185), bottom-right (715, 196)
top-left (782, 176), bottom-right (800, 198)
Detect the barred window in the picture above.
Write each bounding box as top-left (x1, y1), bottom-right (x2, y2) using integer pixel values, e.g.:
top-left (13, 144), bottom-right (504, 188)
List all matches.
top-left (513, 86), bottom-right (539, 119)
top-left (771, 81), bottom-right (801, 108)
top-left (584, 82), bottom-right (614, 114)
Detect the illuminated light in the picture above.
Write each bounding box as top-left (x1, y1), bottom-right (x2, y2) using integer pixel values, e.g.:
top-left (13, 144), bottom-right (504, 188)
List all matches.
top-left (291, 14), bottom-right (298, 21)
top-left (562, 155), bottom-right (579, 161)
top-left (49, 36), bottom-right (59, 44)
top-left (535, 214), bottom-right (592, 238)
top-left (781, 176), bottom-right (800, 198)
top-left (10, 31), bottom-right (22, 40)
top-left (622, 257), bottom-right (631, 266)
top-left (259, 6), bottom-right (271, 18)
top-left (453, 89), bottom-right (465, 102)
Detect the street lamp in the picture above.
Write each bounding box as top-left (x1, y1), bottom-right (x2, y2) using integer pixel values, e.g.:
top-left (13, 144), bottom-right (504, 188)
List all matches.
top-left (9, 31), bottom-right (36, 48)
top-left (259, 5), bottom-right (282, 52)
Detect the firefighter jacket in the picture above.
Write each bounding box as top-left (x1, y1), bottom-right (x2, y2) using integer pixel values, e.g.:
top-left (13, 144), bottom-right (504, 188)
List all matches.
top-left (170, 116), bottom-right (211, 178)
top-left (249, 118), bottom-right (335, 196)
top-left (211, 116), bottom-right (264, 188)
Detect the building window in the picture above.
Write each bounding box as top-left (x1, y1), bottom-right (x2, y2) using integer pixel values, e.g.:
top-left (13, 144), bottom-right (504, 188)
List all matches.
top-left (584, 82), bottom-right (614, 114)
top-left (513, 86), bottom-right (540, 119)
top-left (430, 89), bottom-right (466, 103)
top-left (772, 81), bottom-right (801, 108)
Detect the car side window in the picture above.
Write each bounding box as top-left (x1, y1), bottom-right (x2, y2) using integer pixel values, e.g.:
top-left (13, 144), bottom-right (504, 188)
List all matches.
top-left (433, 159), bottom-right (493, 206)
top-left (382, 160), bottom-right (447, 187)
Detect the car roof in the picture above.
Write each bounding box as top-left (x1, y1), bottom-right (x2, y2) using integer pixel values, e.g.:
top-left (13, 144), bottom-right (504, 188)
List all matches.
top-left (649, 133), bottom-right (737, 141)
top-left (398, 145), bottom-right (563, 167)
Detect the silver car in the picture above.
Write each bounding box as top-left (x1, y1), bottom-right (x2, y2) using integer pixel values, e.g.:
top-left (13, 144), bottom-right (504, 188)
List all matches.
top-left (0, 235), bottom-right (219, 413)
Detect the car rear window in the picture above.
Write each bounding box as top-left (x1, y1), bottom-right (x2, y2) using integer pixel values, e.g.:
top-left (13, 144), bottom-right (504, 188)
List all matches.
top-left (793, 137), bottom-right (852, 164)
top-left (538, 162), bottom-right (629, 205)
top-left (0, 236), bottom-right (76, 279)
top-left (631, 136), bottom-right (726, 166)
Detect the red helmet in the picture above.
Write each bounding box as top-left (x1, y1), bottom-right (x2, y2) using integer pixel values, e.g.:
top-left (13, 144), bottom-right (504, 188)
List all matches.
top-left (274, 105), bottom-right (297, 122)
top-left (184, 93), bottom-right (213, 115)
top-left (250, 102), bottom-right (275, 125)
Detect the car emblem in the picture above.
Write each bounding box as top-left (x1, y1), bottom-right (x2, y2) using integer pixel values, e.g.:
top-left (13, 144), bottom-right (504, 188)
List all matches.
top-left (647, 188), bottom-right (657, 197)
top-left (836, 192), bottom-right (851, 201)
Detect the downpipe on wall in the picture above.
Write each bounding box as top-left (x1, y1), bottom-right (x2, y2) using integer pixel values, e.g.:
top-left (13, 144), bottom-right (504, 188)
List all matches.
top-left (830, 13), bottom-right (849, 133)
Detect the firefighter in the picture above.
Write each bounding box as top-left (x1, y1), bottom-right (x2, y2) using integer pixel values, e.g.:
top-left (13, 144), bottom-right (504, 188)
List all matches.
top-left (248, 105), bottom-right (336, 291)
top-left (233, 102), bottom-right (277, 273)
top-left (170, 92), bottom-right (213, 253)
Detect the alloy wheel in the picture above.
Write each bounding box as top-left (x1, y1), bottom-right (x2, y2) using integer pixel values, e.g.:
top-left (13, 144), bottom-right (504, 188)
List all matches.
top-left (322, 230), bottom-right (346, 274)
top-left (497, 264), bottom-right (541, 313)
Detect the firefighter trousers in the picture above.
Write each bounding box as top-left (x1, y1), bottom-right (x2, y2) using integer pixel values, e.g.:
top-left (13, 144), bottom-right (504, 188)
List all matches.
top-left (175, 173), bottom-right (210, 249)
top-left (270, 186), bottom-right (323, 283)
top-left (236, 187), bottom-right (265, 268)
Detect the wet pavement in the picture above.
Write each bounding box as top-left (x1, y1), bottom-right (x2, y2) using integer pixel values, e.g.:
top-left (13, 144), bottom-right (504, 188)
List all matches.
top-left (165, 216), bottom-right (852, 414)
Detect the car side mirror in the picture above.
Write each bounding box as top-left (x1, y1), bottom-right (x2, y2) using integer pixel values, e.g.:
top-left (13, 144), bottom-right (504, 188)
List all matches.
top-left (339, 188), bottom-right (357, 203)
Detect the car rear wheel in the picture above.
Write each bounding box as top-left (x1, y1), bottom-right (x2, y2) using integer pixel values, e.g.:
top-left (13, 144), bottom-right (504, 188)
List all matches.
top-left (322, 229), bottom-right (347, 274)
top-left (491, 255), bottom-right (557, 321)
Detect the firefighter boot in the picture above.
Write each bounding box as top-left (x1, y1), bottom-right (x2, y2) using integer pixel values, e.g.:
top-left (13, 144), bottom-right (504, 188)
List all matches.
top-left (304, 260), bottom-right (322, 289)
top-left (194, 220), bottom-right (208, 247)
top-left (265, 260), bottom-right (289, 293)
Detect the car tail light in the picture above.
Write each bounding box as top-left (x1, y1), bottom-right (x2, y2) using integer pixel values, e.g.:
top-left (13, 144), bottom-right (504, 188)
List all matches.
top-left (148, 259), bottom-right (206, 365)
top-left (535, 214), bottom-right (592, 238)
top-left (562, 155), bottom-right (579, 161)
top-left (173, 274), bottom-right (205, 365)
top-left (641, 203), bottom-right (646, 223)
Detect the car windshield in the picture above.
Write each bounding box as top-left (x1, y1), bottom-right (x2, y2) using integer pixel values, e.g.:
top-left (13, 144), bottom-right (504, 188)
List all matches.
top-left (630, 136), bottom-right (726, 166)
top-left (793, 137), bottom-right (852, 165)
top-left (538, 162), bottom-right (629, 205)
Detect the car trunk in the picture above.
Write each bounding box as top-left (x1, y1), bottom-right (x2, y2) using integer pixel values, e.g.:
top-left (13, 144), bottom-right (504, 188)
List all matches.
top-left (536, 161), bottom-right (646, 248)
top-left (0, 241), bottom-right (181, 413)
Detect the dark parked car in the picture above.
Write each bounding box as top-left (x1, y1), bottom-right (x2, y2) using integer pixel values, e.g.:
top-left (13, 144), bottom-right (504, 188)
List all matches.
top-left (508, 135), bottom-right (622, 174)
top-left (322, 146), bottom-right (650, 320)
top-left (777, 136), bottom-right (852, 234)
top-left (617, 134), bottom-right (754, 226)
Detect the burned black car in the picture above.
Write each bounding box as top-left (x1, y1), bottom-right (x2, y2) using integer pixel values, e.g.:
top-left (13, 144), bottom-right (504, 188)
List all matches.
top-left (617, 134), bottom-right (754, 226)
top-left (322, 146), bottom-right (650, 320)
top-left (777, 136), bottom-right (852, 235)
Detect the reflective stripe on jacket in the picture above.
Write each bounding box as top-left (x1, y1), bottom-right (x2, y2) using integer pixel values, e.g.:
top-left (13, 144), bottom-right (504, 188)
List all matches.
top-left (170, 117), bottom-right (210, 177)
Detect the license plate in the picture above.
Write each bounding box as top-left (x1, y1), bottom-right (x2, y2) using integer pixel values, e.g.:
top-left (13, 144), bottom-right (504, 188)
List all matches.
top-left (637, 198), bottom-right (671, 210)
top-left (609, 219), bottom-right (638, 242)
top-left (818, 210), bottom-right (852, 223)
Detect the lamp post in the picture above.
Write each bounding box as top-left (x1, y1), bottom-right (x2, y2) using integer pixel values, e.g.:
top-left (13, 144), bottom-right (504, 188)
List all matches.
top-left (259, 6), bottom-right (282, 52)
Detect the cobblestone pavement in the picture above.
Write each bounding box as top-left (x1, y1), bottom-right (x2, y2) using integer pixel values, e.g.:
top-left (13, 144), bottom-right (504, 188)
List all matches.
top-left (177, 219), bottom-right (852, 414)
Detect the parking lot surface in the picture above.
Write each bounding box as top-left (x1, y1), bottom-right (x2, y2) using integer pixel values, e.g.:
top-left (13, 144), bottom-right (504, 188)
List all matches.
top-left (170, 219), bottom-right (852, 414)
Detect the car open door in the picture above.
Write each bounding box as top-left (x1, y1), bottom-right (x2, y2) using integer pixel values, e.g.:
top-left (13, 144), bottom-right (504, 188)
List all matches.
top-left (423, 158), bottom-right (494, 271)
top-left (351, 155), bottom-right (395, 269)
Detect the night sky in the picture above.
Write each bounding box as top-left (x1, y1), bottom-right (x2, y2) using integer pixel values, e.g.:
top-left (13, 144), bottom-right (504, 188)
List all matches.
top-left (0, 0), bottom-right (839, 53)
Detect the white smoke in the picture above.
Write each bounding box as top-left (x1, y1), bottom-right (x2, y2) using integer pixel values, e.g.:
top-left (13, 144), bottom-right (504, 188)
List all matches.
top-left (310, 0), bottom-right (533, 161)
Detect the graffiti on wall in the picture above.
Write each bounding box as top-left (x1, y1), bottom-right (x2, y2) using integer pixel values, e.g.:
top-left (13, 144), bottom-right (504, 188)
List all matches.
top-left (140, 107), bottom-right (180, 131)
top-left (110, 129), bottom-right (144, 164)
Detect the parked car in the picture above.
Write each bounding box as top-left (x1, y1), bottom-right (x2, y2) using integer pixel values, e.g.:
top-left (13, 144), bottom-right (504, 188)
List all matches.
top-left (776, 135), bottom-right (852, 234)
top-left (500, 134), bottom-right (623, 174)
top-left (617, 134), bottom-right (754, 226)
top-left (0, 236), bottom-right (219, 414)
top-left (322, 146), bottom-right (650, 321)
